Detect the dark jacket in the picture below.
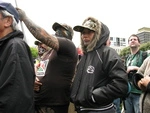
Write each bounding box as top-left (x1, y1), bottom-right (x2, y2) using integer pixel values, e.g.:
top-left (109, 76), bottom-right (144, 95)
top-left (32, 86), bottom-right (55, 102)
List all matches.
top-left (0, 30), bottom-right (35, 113)
top-left (71, 17), bottom-right (129, 108)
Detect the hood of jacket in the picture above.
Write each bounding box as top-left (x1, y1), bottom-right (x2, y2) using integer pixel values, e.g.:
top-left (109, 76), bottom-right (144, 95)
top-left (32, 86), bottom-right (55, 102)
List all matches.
top-left (80, 17), bottom-right (110, 53)
top-left (0, 30), bottom-right (24, 43)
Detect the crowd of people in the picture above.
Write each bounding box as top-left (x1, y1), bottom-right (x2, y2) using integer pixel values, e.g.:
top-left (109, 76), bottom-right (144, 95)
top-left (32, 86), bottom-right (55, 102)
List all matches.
top-left (0, 1), bottom-right (150, 113)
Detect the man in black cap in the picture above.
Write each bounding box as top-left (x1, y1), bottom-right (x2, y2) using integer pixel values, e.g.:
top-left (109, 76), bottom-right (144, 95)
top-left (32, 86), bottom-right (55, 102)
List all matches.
top-left (17, 8), bottom-right (78, 113)
top-left (0, 1), bottom-right (35, 113)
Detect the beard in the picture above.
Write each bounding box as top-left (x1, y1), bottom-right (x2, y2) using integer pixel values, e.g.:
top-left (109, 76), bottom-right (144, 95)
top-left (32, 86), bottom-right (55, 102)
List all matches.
top-left (83, 41), bottom-right (90, 46)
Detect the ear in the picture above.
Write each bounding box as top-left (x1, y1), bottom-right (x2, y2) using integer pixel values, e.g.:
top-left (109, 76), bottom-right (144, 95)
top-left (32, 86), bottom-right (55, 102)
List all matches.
top-left (4, 16), bottom-right (13, 27)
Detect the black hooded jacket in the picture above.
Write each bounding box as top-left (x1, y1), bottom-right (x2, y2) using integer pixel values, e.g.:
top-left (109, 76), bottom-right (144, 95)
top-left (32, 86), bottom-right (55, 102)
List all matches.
top-left (0, 30), bottom-right (35, 113)
top-left (71, 17), bottom-right (129, 108)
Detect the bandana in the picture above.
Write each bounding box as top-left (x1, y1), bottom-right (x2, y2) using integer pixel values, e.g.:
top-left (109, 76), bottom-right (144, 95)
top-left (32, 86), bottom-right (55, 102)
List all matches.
top-left (55, 28), bottom-right (70, 39)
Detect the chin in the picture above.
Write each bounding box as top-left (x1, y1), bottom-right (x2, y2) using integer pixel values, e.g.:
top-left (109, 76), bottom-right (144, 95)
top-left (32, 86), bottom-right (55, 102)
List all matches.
top-left (130, 45), bottom-right (136, 47)
top-left (84, 42), bottom-right (90, 46)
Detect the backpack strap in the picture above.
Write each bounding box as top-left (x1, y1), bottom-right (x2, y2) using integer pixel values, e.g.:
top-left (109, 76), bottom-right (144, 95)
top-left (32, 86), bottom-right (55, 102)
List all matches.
top-left (142, 51), bottom-right (148, 62)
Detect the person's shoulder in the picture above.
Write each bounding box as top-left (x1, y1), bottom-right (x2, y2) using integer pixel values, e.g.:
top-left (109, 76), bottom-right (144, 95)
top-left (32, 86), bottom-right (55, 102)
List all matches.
top-left (140, 50), bottom-right (148, 59)
top-left (101, 46), bottom-right (121, 60)
top-left (6, 36), bottom-right (24, 47)
top-left (103, 46), bottom-right (118, 54)
top-left (140, 50), bottom-right (147, 55)
top-left (58, 37), bottom-right (76, 48)
top-left (104, 46), bottom-right (115, 51)
top-left (144, 56), bottom-right (150, 62)
top-left (57, 37), bottom-right (73, 43)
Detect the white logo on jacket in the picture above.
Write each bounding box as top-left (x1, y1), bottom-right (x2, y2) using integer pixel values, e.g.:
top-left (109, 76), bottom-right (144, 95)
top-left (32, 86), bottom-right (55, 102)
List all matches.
top-left (87, 65), bottom-right (95, 73)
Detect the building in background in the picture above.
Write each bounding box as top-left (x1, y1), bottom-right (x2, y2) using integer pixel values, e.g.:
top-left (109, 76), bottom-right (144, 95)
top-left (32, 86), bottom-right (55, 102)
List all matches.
top-left (137, 27), bottom-right (150, 44)
top-left (109, 37), bottom-right (127, 54)
top-left (109, 27), bottom-right (150, 54)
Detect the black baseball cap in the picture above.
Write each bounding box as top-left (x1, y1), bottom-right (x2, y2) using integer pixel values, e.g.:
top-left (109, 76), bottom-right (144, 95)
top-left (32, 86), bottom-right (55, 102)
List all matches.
top-left (52, 22), bottom-right (74, 37)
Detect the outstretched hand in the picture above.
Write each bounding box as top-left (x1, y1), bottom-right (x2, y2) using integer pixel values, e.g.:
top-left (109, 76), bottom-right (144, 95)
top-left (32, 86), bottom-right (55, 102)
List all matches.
top-left (16, 7), bottom-right (26, 21)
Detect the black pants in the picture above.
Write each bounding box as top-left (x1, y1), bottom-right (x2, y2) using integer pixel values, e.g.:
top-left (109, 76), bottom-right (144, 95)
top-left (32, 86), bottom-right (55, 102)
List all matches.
top-left (35, 105), bottom-right (69, 113)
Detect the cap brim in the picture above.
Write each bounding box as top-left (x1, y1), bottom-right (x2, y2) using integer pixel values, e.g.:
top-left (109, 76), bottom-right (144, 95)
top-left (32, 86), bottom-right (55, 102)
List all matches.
top-left (73, 26), bottom-right (84, 32)
top-left (73, 25), bottom-right (95, 32)
top-left (34, 41), bottom-right (41, 45)
top-left (52, 22), bottom-right (67, 31)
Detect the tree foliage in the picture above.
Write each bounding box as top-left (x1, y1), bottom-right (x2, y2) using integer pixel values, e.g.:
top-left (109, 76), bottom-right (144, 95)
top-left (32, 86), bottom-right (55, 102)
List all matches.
top-left (120, 46), bottom-right (130, 57)
top-left (140, 42), bottom-right (150, 51)
top-left (120, 42), bottom-right (150, 57)
top-left (30, 47), bottom-right (38, 59)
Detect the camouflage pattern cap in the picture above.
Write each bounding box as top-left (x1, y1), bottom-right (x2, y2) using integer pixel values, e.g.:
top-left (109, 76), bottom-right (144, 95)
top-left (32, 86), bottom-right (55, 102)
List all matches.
top-left (73, 19), bottom-right (97, 32)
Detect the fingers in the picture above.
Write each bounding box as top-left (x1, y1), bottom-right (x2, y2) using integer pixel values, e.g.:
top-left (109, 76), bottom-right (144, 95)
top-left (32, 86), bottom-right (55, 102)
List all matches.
top-left (34, 80), bottom-right (42, 92)
top-left (35, 77), bottom-right (40, 81)
top-left (140, 77), bottom-right (150, 87)
top-left (15, 7), bottom-right (19, 10)
top-left (16, 7), bottom-right (21, 12)
top-left (35, 80), bottom-right (42, 85)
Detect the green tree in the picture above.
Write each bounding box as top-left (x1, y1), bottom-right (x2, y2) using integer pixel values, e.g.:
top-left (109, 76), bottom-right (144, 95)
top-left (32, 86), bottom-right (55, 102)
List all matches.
top-left (30, 47), bottom-right (38, 59)
top-left (120, 46), bottom-right (130, 57)
top-left (140, 42), bottom-right (150, 51)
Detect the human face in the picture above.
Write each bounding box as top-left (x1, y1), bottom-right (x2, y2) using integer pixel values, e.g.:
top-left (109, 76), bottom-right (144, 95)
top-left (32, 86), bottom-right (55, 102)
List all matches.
top-left (0, 13), bottom-right (12, 38)
top-left (55, 27), bottom-right (68, 37)
top-left (0, 14), bottom-right (6, 32)
top-left (128, 36), bottom-right (140, 48)
top-left (81, 28), bottom-right (95, 46)
top-left (38, 44), bottom-right (47, 56)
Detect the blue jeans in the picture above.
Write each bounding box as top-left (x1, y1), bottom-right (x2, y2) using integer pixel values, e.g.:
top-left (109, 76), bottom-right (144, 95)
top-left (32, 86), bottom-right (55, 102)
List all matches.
top-left (113, 98), bottom-right (121, 113)
top-left (124, 93), bottom-right (140, 113)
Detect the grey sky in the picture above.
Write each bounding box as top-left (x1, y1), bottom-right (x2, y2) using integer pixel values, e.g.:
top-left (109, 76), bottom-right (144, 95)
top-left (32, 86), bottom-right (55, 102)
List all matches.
top-left (5, 0), bottom-right (150, 47)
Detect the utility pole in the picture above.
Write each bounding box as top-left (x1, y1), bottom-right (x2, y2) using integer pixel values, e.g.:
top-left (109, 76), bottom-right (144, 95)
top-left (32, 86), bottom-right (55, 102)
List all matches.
top-left (15, 0), bottom-right (28, 43)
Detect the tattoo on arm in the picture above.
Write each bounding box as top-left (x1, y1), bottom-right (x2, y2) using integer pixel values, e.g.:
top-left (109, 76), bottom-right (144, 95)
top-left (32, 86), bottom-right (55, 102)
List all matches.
top-left (23, 18), bottom-right (59, 50)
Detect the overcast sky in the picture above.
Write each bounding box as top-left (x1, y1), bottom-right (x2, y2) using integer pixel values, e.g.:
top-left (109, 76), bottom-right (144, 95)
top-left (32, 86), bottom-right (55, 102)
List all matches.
top-left (4, 0), bottom-right (150, 47)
